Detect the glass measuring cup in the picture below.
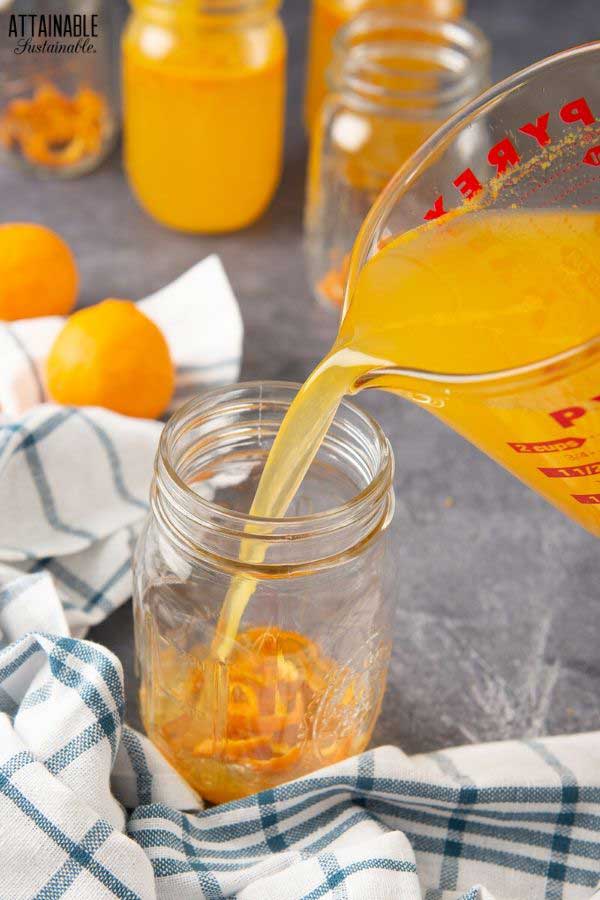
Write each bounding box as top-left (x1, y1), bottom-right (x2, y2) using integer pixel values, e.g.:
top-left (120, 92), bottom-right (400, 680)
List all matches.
top-left (343, 41), bottom-right (600, 537)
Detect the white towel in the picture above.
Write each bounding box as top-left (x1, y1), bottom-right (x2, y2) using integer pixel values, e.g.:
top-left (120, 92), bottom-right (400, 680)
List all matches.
top-left (0, 404), bottom-right (159, 637)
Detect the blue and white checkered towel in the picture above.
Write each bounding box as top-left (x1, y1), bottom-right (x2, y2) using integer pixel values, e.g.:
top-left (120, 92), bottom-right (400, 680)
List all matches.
top-left (0, 404), bottom-right (160, 637)
top-left (1, 257), bottom-right (600, 898)
top-left (2, 628), bottom-right (600, 899)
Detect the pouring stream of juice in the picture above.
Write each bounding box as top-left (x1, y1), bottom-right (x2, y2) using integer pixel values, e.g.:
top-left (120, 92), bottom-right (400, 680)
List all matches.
top-left (212, 208), bottom-right (600, 662)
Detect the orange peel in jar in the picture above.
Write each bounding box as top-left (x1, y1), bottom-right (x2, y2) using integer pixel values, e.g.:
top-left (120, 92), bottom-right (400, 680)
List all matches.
top-left (0, 83), bottom-right (109, 170)
top-left (148, 626), bottom-right (375, 802)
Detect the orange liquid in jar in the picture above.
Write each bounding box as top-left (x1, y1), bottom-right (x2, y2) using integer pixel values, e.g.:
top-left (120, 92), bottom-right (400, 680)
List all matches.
top-left (143, 627), bottom-right (384, 804)
top-left (304, 0), bottom-right (465, 130)
top-left (122, 12), bottom-right (286, 233)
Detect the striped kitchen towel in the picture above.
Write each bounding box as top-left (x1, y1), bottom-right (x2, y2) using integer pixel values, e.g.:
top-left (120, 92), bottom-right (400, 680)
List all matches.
top-left (1, 627), bottom-right (599, 899)
top-left (0, 631), bottom-right (200, 900)
top-left (0, 254), bottom-right (243, 417)
top-left (0, 404), bottom-right (160, 638)
top-left (127, 736), bottom-right (600, 900)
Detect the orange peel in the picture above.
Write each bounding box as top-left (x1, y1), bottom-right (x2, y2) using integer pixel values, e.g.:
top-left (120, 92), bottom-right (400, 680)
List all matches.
top-left (150, 626), bottom-right (373, 802)
top-left (0, 82), bottom-right (109, 170)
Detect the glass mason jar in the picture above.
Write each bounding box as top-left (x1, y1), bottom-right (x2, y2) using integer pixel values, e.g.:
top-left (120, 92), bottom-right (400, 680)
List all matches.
top-left (305, 12), bottom-right (489, 309)
top-left (304, 0), bottom-right (467, 132)
top-left (133, 382), bottom-right (395, 804)
top-left (0, 0), bottom-right (118, 178)
top-left (122, 0), bottom-right (286, 233)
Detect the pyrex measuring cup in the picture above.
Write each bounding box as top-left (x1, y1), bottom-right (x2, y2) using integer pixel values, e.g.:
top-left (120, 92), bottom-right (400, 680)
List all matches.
top-left (344, 42), bottom-right (600, 537)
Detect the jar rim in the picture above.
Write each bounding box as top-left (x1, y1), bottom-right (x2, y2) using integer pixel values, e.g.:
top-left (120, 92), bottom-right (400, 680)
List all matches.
top-left (129, 0), bottom-right (280, 16)
top-left (328, 12), bottom-right (490, 116)
top-left (156, 380), bottom-right (394, 541)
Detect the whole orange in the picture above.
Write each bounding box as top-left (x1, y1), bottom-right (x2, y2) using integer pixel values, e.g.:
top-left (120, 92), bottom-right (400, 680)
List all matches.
top-left (46, 299), bottom-right (175, 419)
top-left (0, 222), bottom-right (78, 320)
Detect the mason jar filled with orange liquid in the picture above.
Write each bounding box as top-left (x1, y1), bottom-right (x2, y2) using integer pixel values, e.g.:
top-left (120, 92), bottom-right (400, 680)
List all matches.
top-left (133, 383), bottom-right (395, 803)
top-left (122, 0), bottom-right (286, 233)
top-left (304, 0), bottom-right (466, 131)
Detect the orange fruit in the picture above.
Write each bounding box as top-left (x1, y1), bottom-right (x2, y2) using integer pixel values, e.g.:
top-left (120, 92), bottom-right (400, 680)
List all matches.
top-left (0, 222), bottom-right (78, 320)
top-left (46, 299), bottom-right (175, 419)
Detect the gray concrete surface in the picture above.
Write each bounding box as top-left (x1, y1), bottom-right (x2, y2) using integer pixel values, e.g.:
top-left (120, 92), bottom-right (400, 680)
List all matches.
top-left (2, 0), bottom-right (599, 753)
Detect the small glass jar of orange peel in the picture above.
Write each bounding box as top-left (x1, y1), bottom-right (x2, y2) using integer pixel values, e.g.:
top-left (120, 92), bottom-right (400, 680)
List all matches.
top-left (133, 383), bottom-right (395, 804)
top-left (0, 0), bottom-right (118, 177)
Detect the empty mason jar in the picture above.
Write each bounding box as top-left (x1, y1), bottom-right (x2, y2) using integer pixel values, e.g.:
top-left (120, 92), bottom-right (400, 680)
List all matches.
top-left (304, 0), bottom-right (467, 132)
top-left (305, 12), bottom-right (490, 309)
top-left (133, 382), bottom-right (395, 804)
top-left (0, 0), bottom-right (118, 177)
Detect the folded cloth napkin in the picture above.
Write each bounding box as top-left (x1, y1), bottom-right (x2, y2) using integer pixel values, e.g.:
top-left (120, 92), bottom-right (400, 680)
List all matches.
top-left (1, 626), bottom-right (599, 899)
top-left (0, 631), bottom-right (199, 900)
top-left (0, 254), bottom-right (243, 417)
top-left (0, 254), bottom-right (242, 639)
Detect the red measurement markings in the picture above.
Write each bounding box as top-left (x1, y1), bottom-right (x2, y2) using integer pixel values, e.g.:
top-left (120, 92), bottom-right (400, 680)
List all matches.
top-left (583, 145), bottom-right (600, 167)
top-left (572, 493), bottom-right (600, 504)
top-left (508, 438), bottom-right (586, 454)
top-left (540, 461), bottom-right (600, 478)
top-left (423, 94), bottom-right (598, 221)
top-left (547, 171), bottom-right (600, 205)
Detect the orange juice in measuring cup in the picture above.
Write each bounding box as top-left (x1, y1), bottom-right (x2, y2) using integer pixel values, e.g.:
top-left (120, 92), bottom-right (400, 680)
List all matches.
top-left (341, 42), bottom-right (600, 537)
